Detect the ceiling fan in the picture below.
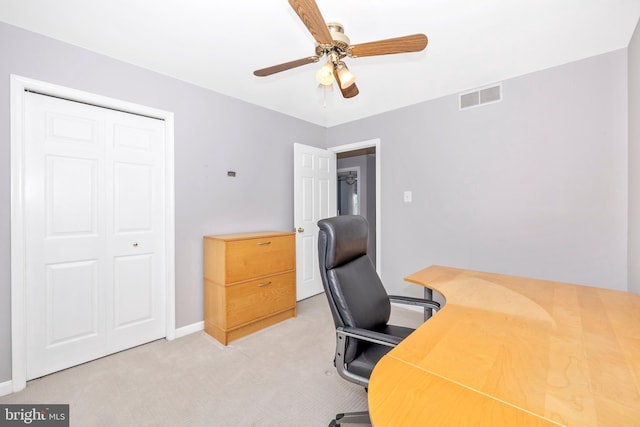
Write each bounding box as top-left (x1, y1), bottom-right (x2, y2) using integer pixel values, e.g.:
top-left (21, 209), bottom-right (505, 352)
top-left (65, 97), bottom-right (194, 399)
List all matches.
top-left (253, 0), bottom-right (428, 99)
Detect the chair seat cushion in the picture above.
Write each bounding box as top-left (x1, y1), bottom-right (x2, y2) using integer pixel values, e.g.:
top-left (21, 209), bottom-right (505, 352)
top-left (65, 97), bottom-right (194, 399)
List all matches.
top-left (346, 324), bottom-right (414, 379)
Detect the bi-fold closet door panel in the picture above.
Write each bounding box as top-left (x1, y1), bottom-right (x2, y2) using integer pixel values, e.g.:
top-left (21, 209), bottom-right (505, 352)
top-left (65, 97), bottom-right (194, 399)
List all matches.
top-left (24, 92), bottom-right (166, 380)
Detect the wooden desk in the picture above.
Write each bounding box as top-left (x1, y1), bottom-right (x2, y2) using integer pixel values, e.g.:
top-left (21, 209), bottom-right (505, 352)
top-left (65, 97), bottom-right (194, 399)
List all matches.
top-left (369, 265), bottom-right (640, 426)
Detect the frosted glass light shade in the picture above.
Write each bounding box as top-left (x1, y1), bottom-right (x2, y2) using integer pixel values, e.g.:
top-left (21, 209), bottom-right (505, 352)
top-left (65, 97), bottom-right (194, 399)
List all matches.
top-left (336, 62), bottom-right (356, 89)
top-left (316, 62), bottom-right (335, 86)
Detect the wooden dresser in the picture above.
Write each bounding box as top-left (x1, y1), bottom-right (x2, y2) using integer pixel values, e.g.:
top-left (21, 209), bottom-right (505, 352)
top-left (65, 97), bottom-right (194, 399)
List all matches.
top-left (203, 231), bottom-right (296, 345)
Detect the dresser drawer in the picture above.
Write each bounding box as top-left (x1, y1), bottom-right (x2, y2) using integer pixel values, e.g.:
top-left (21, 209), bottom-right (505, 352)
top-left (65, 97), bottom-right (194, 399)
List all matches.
top-left (225, 235), bottom-right (295, 283)
top-left (225, 271), bottom-right (296, 328)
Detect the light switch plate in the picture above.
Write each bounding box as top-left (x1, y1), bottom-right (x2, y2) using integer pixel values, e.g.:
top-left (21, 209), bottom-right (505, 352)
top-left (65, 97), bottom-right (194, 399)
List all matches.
top-left (404, 191), bottom-right (412, 202)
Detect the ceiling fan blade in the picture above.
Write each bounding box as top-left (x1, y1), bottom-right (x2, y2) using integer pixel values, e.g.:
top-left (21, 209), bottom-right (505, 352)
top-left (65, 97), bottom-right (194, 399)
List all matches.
top-left (253, 56), bottom-right (320, 77)
top-left (339, 82), bottom-right (359, 99)
top-left (334, 67), bottom-right (359, 99)
top-left (349, 34), bottom-right (428, 58)
top-left (288, 0), bottom-right (333, 45)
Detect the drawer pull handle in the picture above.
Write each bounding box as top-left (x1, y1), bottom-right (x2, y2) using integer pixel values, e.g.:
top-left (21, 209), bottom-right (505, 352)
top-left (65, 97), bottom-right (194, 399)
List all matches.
top-left (257, 241), bottom-right (271, 246)
top-left (258, 281), bottom-right (272, 287)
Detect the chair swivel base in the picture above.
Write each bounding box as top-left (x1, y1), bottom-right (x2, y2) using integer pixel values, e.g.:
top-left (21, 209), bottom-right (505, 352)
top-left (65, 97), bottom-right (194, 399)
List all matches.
top-left (329, 410), bottom-right (370, 426)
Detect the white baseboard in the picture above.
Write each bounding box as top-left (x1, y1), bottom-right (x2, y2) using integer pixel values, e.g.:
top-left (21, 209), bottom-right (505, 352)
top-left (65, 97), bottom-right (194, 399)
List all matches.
top-left (174, 321), bottom-right (204, 339)
top-left (0, 380), bottom-right (13, 397)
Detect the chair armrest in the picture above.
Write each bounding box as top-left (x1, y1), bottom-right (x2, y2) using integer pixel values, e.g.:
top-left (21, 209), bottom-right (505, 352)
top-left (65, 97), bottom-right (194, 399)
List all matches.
top-left (339, 326), bottom-right (402, 347)
top-left (389, 295), bottom-right (440, 311)
top-left (334, 326), bottom-right (402, 388)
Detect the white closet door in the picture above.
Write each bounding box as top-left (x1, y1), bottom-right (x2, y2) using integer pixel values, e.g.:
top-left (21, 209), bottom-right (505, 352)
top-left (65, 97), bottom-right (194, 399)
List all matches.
top-left (24, 92), bottom-right (166, 380)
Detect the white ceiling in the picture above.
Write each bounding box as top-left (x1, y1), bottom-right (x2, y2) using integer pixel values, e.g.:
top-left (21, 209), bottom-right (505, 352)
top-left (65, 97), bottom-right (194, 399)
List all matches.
top-left (2, 0), bottom-right (639, 127)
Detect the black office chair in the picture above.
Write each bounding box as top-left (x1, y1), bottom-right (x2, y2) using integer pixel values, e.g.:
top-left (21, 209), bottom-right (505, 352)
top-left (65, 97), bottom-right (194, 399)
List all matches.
top-left (317, 215), bottom-right (440, 427)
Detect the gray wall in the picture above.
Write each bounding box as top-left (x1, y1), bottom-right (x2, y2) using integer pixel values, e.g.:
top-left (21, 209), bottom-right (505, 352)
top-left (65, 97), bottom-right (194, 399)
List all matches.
top-left (0, 22), bottom-right (325, 383)
top-left (629, 21), bottom-right (640, 295)
top-left (327, 50), bottom-right (629, 298)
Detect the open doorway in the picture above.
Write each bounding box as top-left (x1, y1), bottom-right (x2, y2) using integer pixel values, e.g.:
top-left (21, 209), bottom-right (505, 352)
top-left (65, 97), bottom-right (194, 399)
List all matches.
top-left (336, 146), bottom-right (377, 266)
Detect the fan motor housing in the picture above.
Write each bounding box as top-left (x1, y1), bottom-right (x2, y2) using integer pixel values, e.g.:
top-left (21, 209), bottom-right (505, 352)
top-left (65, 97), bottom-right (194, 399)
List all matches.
top-left (327, 22), bottom-right (350, 50)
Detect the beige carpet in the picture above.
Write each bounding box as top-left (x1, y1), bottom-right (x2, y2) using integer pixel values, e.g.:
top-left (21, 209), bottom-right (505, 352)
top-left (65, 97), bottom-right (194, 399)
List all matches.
top-left (0, 294), bottom-right (423, 427)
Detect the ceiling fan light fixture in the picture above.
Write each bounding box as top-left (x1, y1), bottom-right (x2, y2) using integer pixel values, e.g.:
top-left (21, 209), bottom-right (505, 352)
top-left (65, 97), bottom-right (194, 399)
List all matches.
top-left (316, 61), bottom-right (335, 85)
top-left (335, 62), bottom-right (356, 89)
top-left (253, 0), bottom-right (429, 100)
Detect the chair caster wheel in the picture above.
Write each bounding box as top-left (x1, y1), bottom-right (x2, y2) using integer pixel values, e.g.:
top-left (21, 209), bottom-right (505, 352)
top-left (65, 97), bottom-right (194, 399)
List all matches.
top-left (329, 420), bottom-right (340, 427)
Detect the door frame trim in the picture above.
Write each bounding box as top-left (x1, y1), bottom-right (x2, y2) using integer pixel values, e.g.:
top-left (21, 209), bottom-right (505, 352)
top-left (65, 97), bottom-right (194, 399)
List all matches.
top-left (10, 75), bottom-right (176, 392)
top-left (328, 138), bottom-right (381, 272)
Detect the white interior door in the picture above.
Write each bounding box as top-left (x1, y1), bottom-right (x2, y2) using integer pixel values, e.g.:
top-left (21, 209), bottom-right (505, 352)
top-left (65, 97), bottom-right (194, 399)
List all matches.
top-left (24, 92), bottom-right (166, 380)
top-left (293, 143), bottom-right (336, 301)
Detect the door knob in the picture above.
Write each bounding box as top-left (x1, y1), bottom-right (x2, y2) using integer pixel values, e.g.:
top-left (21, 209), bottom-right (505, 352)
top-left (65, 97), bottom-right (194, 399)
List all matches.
top-left (297, 227), bottom-right (304, 233)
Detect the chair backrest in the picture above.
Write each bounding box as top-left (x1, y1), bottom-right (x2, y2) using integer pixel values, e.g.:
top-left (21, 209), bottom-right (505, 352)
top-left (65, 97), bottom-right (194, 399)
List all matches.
top-left (318, 215), bottom-right (391, 361)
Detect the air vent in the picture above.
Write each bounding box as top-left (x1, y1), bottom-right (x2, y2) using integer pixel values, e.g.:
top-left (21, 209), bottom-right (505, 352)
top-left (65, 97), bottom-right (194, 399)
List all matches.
top-left (459, 84), bottom-right (502, 110)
